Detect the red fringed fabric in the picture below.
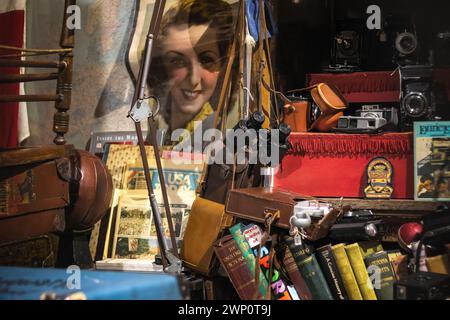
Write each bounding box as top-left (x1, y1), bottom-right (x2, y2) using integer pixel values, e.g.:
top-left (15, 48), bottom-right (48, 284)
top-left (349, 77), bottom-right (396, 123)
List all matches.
top-left (307, 69), bottom-right (450, 103)
top-left (288, 132), bottom-right (413, 157)
top-left (308, 71), bottom-right (399, 94)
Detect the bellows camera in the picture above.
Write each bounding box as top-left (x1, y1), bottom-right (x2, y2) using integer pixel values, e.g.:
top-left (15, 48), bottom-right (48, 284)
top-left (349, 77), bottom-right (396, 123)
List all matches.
top-left (331, 20), bottom-right (363, 69)
top-left (399, 65), bottom-right (437, 130)
top-left (384, 15), bottom-right (419, 65)
top-left (333, 30), bottom-right (361, 67)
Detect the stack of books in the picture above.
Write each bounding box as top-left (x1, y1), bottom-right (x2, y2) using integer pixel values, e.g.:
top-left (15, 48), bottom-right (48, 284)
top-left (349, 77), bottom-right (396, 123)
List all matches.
top-left (214, 222), bottom-right (414, 300)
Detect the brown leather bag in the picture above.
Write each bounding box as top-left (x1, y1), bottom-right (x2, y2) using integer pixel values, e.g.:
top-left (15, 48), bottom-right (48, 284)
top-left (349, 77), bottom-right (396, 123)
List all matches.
top-left (180, 197), bottom-right (234, 275)
top-left (285, 83), bottom-right (348, 132)
top-left (283, 100), bottom-right (310, 132)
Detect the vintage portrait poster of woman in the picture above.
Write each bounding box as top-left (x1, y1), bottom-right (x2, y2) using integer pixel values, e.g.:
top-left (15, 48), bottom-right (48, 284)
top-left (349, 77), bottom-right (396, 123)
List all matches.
top-left (127, 0), bottom-right (239, 147)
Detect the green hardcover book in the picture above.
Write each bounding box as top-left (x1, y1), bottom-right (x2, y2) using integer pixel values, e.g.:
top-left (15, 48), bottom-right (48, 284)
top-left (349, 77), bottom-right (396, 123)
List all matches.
top-left (297, 254), bottom-right (334, 300)
top-left (316, 244), bottom-right (348, 300)
top-left (364, 251), bottom-right (396, 300)
top-left (283, 235), bottom-right (314, 261)
top-left (229, 223), bottom-right (268, 297)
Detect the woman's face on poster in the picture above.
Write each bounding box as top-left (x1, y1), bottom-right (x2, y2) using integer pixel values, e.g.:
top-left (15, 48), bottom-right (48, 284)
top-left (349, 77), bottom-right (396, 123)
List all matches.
top-left (161, 23), bottom-right (221, 116)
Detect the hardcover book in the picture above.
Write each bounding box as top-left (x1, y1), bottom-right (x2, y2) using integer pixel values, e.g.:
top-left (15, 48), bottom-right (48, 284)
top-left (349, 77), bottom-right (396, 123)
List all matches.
top-left (414, 121), bottom-right (450, 201)
top-left (331, 243), bottom-right (363, 300)
top-left (316, 244), bottom-right (348, 300)
top-left (278, 241), bottom-right (313, 300)
top-left (241, 224), bottom-right (294, 300)
top-left (364, 251), bottom-right (396, 300)
top-left (345, 243), bottom-right (377, 300)
top-left (213, 234), bottom-right (262, 300)
top-left (283, 235), bottom-right (314, 261)
top-left (296, 254), bottom-right (334, 300)
top-left (283, 236), bottom-right (333, 300)
top-left (229, 223), bottom-right (268, 298)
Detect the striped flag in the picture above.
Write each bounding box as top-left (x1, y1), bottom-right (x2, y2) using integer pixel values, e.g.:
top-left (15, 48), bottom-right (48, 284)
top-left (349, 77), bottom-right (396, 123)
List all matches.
top-left (0, 0), bottom-right (29, 147)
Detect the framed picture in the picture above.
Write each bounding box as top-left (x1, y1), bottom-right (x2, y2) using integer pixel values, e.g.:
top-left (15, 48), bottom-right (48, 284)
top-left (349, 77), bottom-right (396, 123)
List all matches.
top-left (414, 121), bottom-right (450, 201)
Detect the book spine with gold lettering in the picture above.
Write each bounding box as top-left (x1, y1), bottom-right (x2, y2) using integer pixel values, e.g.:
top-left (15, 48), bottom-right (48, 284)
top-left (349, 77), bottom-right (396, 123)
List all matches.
top-left (229, 223), bottom-right (268, 298)
top-left (364, 251), bottom-right (396, 300)
top-left (345, 243), bottom-right (377, 300)
top-left (331, 243), bottom-right (363, 300)
top-left (279, 241), bottom-right (313, 300)
top-left (316, 244), bottom-right (348, 300)
top-left (297, 254), bottom-right (334, 300)
top-left (214, 234), bottom-right (262, 300)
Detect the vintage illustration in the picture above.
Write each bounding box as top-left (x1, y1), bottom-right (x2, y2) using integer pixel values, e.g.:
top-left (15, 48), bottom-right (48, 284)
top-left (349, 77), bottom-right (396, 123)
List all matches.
top-left (414, 121), bottom-right (450, 201)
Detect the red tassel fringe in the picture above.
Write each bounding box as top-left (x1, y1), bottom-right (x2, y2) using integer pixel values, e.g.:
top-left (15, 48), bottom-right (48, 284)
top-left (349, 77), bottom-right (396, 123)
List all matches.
top-left (288, 132), bottom-right (413, 157)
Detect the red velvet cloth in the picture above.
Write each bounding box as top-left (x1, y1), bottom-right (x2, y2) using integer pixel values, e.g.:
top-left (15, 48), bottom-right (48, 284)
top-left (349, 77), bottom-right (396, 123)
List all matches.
top-left (307, 69), bottom-right (450, 103)
top-left (274, 132), bottom-right (414, 199)
top-left (0, 9), bottom-right (24, 147)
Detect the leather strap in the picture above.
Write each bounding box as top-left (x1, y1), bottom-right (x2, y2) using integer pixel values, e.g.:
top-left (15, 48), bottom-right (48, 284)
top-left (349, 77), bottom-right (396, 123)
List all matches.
top-left (254, 209), bottom-right (280, 300)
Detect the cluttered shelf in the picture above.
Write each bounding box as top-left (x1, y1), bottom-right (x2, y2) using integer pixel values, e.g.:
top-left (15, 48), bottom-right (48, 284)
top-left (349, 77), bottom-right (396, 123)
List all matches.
top-left (321, 198), bottom-right (444, 213)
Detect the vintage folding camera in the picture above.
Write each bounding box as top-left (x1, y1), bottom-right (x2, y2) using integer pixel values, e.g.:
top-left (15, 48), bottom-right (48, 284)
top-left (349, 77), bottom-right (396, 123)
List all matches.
top-left (331, 19), bottom-right (364, 68)
top-left (394, 271), bottom-right (450, 300)
top-left (384, 15), bottom-right (419, 66)
top-left (399, 65), bottom-right (437, 130)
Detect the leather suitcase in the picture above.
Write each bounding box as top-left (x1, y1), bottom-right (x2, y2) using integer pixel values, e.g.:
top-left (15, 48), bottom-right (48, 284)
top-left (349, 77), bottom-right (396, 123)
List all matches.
top-left (0, 156), bottom-right (70, 243)
top-left (225, 187), bottom-right (306, 229)
top-left (0, 146), bottom-right (113, 243)
top-left (225, 187), bottom-right (347, 240)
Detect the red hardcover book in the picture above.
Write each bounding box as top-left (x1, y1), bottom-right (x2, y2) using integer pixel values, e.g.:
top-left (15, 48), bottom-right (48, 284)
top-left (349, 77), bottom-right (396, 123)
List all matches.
top-left (278, 241), bottom-right (313, 300)
top-left (213, 234), bottom-right (261, 300)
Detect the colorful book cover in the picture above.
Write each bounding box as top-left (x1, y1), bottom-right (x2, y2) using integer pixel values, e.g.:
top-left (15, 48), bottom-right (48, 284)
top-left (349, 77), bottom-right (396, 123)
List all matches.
top-left (229, 223), bottom-right (268, 298)
top-left (364, 251), bottom-right (396, 300)
top-left (345, 243), bottom-right (378, 300)
top-left (242, 224), bottom-right (294, 300)
top-left (414, 121), bottom-right (450, 201)
top-left (331, 243), bottom-right (363, 300)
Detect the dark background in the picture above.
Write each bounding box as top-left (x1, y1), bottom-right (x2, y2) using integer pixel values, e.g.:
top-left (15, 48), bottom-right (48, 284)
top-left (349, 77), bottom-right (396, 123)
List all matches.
top-left (275, 0), bottom-right (450, 91)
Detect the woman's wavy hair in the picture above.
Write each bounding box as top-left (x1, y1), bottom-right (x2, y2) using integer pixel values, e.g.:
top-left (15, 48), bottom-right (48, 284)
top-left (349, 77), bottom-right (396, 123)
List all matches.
top-left (148, 0), bottom-right (234, 87)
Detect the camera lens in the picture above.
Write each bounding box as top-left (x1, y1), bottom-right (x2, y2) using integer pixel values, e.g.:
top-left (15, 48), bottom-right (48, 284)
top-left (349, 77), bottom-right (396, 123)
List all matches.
top-left (403, 92), bottom-right (427, 117)
top-left (396, 32), bottom-right (418, 55)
